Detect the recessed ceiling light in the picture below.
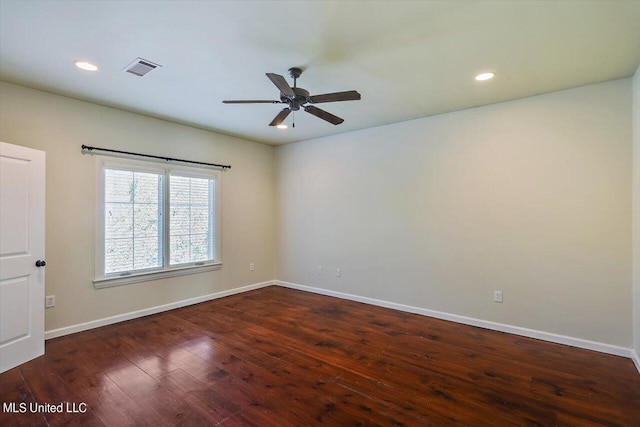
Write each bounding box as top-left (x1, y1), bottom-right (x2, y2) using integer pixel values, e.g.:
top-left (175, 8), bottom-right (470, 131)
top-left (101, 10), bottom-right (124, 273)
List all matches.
top-left (475, 72), bottom-right (495, 81)
top-left (276, 124), bottom-right (288, 129)
top-left (74, 61), bottom-right (98, 71)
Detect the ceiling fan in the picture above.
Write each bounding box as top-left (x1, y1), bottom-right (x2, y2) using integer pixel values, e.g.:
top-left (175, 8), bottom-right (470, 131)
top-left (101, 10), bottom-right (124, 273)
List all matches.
top-left (222, 67), bottom-right (361, 127)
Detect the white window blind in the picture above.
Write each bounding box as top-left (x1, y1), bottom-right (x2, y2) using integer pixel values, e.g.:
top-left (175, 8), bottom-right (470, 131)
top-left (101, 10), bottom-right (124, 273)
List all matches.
top-left (104, 169), bottom-right (163, 274)
top-left (169, 174), bottom-right (216, 265)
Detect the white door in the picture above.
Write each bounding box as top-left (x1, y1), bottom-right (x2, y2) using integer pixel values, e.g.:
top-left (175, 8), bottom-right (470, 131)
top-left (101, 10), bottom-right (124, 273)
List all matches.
top-left (0, 142), bottom-right (45, 373)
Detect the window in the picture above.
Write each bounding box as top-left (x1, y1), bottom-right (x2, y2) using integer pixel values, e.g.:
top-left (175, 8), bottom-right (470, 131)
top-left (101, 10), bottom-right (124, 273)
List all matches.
top-left (95, 159), bottom-right (221, 288)
top-left (104, 169), bottom-right (163, 274)
top-left (169, 174), bottom-right (215, 265)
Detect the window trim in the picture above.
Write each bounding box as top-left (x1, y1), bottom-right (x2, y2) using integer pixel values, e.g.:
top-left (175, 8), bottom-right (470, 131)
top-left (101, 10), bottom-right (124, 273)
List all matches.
top-left (94, 158), bottom-right (222, 289)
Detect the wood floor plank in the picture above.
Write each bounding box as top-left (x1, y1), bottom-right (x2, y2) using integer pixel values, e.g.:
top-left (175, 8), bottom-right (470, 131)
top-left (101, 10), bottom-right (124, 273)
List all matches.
top-left (0, 368), bottom-right (48, 427)
top-left (1, 286), bottom-right (639, 426)
top-left (17, 357), bottom-right (105, 426)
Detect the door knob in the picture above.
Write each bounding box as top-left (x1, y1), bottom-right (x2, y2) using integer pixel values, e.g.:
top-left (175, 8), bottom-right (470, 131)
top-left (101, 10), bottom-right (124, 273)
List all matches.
top-left (35, 260), bottom-right (46, 267)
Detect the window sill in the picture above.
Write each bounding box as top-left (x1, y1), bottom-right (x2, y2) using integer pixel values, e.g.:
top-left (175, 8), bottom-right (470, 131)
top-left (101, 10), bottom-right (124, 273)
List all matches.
top-left (93, 263), bottom-right (222, 289)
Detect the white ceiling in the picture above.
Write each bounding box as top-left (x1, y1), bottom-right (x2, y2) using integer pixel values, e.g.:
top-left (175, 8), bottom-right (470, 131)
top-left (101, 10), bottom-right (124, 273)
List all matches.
top-left (1, 1), bottom-right (639, 146)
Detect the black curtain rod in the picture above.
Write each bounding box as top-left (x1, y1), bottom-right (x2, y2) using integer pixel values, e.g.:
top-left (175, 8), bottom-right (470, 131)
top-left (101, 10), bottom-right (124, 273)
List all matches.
top-left (81, 145), bottom-right (231, 170)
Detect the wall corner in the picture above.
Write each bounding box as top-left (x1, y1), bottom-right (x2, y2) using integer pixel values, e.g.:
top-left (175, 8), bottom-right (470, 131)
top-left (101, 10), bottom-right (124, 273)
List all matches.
top-left (632, 64), bottom-right (640, 357)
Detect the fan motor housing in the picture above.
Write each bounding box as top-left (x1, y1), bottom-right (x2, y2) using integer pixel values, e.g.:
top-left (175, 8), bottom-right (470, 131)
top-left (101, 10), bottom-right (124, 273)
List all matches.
top-left (281, 87), bottom-right (310, 110)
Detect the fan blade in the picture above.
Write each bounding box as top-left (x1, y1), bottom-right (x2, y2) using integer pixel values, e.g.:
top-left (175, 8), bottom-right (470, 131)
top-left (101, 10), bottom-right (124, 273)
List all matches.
top-left (266, 73), bottom-right (295, 97)
top-left (304, 106), bottom-right (344, 125)
top-left (269, 108), bottom-right (291, 126)
top-left (308, 90), bottom-right (361, 104)
top-left (222, 100), bottom-right (281, 104)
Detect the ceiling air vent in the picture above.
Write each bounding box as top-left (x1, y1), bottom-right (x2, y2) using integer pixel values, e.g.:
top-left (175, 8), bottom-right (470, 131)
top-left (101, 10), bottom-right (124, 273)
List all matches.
top-left (123, 57), bottom-right (161, 77)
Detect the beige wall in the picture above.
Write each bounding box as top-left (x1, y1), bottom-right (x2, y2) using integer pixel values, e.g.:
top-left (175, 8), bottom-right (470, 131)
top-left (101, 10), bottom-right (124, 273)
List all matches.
top-left (633, 66), bottom-right (640, 356)
top-left (0, 82), bottom-right (276, 332)
top-left (276, 79), bottom-right (632, 347)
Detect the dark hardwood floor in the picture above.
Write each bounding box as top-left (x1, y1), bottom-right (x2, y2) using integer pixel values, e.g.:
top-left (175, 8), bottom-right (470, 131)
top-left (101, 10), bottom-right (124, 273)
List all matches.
top-left (1, 286), bottom-right (639, 426)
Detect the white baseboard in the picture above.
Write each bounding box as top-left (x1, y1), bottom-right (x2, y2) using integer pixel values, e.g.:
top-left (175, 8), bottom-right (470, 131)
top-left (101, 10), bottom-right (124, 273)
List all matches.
top-left (45, 280), bottom-right (275, 340)
top-left (632, 349), bottom-right (640, 374)
top-left (276, 280), bottom-right (635, 361)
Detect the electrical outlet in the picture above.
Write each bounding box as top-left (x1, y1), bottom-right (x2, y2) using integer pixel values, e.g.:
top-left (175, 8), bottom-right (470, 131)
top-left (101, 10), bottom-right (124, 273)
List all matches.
top-left (317, 266), bottom-right (323, 275)
top-left (249, 263), bottom-right (255, 271)
top-left (45, 295), bottom-right (55, 308)
top-left (493, 290), bottom-right (503, 303)
top-left (336, 268), bottom-right (342, 277)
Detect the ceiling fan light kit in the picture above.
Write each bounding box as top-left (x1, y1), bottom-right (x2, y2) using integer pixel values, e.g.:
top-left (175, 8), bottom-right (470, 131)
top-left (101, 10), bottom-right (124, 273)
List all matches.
top-left (223, 67), bottom-right (361, 127)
